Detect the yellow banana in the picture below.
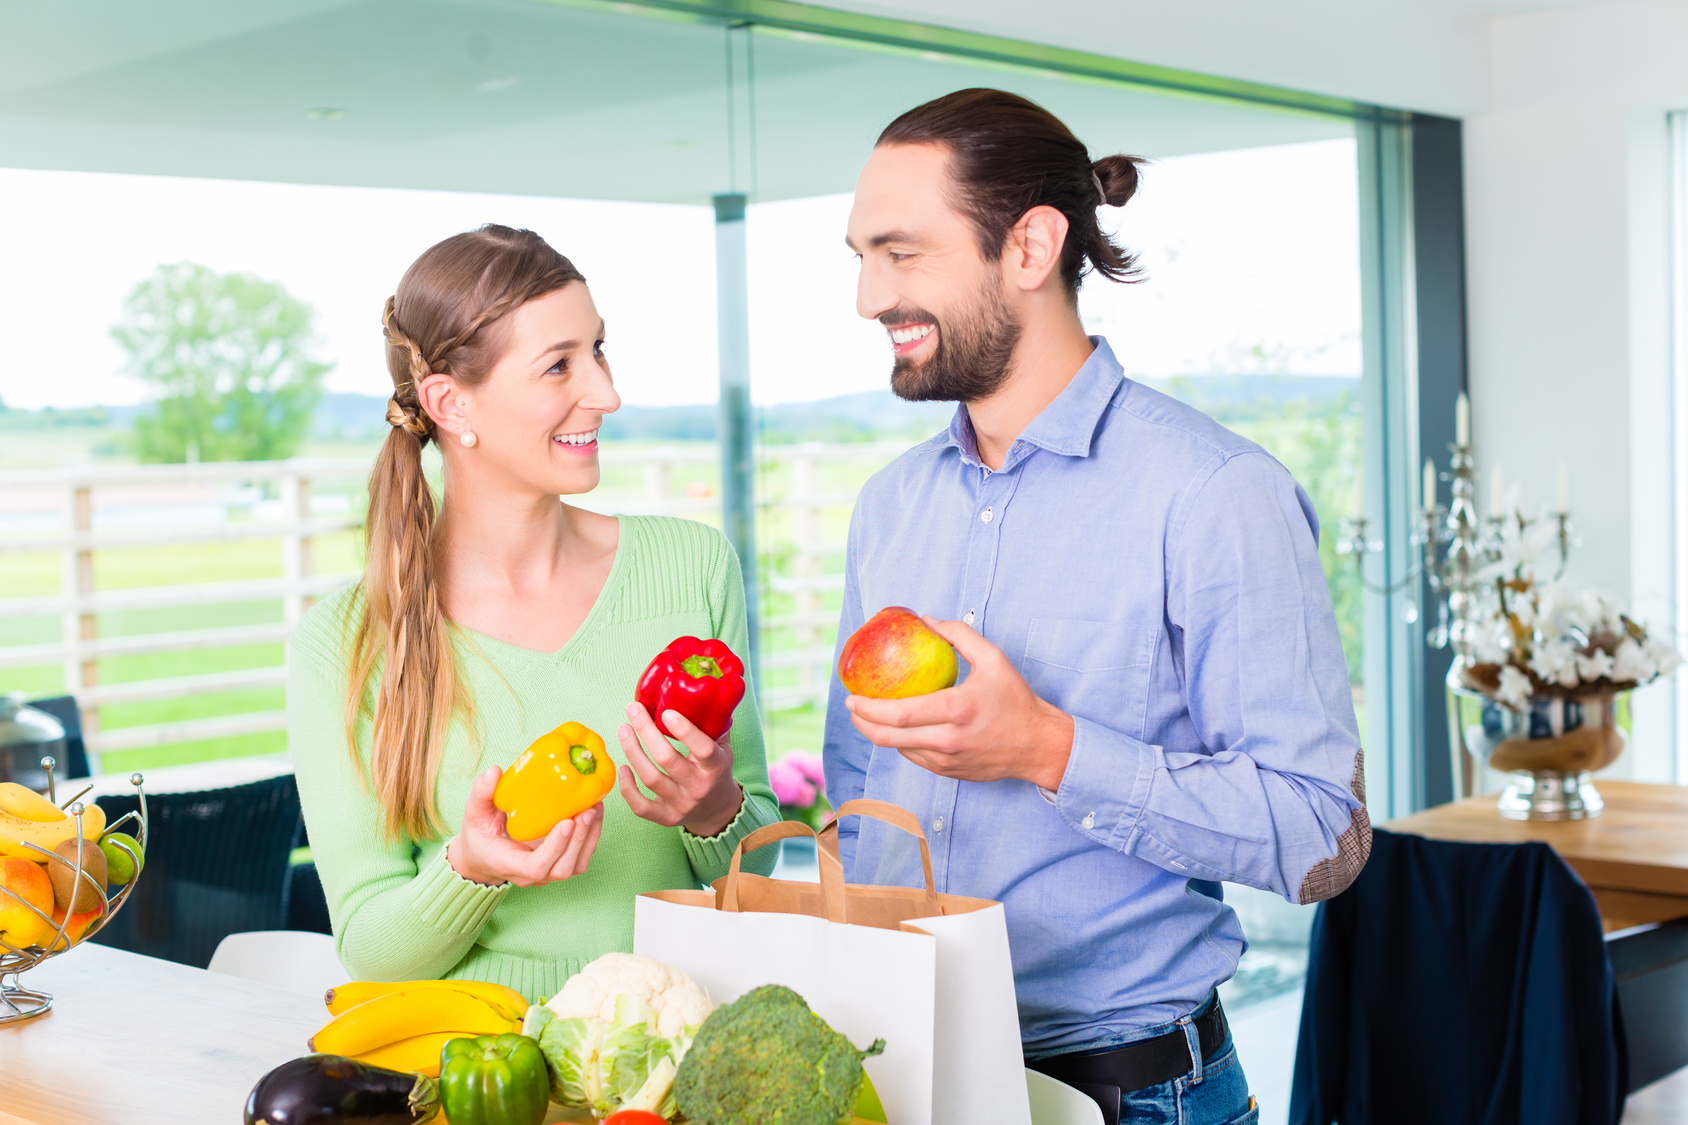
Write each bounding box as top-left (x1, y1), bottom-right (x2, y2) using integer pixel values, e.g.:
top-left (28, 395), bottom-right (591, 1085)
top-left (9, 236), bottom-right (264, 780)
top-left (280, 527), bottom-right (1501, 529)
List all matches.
top-left (325, 978), bottom-right (530, 1022)
top-left (0, 783), bottom-right (66, 822)
top-left (309, 989), bottom-right (516, 1057)
top-left (352, 1031), bottom-right (461, 1078)
top-left (0, 802), bottom-right (105, 861)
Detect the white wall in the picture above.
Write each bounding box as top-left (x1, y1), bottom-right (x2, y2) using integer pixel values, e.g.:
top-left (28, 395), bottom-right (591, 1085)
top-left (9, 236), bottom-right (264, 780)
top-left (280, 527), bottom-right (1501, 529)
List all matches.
top-left (1466, 1), bottom-right (1688, 780)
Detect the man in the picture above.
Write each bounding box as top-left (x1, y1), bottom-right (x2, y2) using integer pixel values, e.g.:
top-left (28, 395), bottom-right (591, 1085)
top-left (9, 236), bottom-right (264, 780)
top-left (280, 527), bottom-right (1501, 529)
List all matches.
top-left (824, 88), bottom-right (1369, 1125)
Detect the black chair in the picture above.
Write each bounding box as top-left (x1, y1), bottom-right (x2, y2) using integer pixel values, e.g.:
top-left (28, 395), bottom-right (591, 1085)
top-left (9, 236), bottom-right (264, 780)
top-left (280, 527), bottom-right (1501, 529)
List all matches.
top-left (285, 853), bottom-right (333, 936)
top-left (92, 773), bottom-right (305, 969)
top-left (17, 695), bottom-right (90, 780)
top-left (1289, 828), bottom-right (1626, 1125)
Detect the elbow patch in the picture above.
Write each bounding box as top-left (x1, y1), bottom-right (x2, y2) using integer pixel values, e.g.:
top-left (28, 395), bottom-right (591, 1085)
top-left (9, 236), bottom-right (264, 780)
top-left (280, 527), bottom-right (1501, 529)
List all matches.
top-left (1296, 748), bottom-right (1373, 905)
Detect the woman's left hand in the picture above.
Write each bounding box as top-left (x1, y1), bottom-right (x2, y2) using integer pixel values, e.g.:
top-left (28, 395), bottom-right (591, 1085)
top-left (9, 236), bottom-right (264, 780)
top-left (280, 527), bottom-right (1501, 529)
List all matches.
top-left (617, 702), bottom-right (744, 837)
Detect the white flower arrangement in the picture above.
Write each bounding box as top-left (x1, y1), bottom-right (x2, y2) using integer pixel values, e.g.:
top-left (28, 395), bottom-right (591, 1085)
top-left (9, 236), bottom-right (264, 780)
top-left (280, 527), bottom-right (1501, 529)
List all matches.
top-left (1463, 570), bottom-right (1682, 710)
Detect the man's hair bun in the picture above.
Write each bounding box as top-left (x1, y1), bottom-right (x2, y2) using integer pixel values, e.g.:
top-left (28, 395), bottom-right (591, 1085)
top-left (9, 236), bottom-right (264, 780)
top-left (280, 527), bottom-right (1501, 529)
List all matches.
top-left (1093, 155), bottom-right (1145, 208)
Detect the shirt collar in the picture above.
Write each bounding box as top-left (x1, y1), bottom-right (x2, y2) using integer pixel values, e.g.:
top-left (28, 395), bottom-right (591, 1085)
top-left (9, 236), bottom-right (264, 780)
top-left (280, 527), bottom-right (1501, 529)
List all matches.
top-left (942, 336), bottom-right (1124, 466)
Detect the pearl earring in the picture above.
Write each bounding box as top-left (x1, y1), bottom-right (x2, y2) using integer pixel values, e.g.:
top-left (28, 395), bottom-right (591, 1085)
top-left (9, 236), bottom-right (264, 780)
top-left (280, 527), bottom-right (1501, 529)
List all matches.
top-left (460, 431), bottom-right (478, 448)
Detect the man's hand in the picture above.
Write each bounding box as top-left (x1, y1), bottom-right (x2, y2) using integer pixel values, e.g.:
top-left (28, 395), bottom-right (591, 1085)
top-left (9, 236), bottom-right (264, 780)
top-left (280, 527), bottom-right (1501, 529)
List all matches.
top-left (845, 616), bottom-right (1074, 789)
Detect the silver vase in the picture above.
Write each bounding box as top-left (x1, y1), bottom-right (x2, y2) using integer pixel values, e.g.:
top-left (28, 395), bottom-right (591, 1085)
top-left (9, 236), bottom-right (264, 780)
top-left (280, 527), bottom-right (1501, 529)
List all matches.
top-left (1447, 673), bottom-right (1626, 820)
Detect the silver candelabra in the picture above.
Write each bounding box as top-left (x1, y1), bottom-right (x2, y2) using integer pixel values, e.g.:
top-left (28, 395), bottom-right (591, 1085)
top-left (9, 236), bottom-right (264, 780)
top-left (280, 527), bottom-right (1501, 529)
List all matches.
top-left (1335, 394), bottom-right (1576, 662)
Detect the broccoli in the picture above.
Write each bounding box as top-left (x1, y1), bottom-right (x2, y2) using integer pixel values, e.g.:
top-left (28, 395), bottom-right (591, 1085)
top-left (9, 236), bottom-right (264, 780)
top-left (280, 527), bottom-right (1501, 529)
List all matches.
top-left (674, 984), bottom-right (886, 1125)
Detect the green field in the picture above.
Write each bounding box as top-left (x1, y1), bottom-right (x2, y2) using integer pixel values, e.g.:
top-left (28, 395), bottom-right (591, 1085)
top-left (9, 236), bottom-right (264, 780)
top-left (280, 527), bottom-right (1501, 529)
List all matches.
top-left (0, 441), bottom-right (854, 772)
top-left (1, 399), bottom-right (1362, 776)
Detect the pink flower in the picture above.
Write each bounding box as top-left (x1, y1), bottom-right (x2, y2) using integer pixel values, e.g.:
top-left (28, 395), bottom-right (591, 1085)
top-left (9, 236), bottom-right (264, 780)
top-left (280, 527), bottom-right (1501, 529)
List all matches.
top-left (769, 759), bottom-right (817, 808)
top-left (785, 752), bottom-right (827, 792)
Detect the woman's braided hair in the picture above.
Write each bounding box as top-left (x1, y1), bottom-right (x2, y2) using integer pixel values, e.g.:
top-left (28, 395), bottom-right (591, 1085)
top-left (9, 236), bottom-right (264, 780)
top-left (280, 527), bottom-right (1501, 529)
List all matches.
top-left (350, 225), bottom-right (585, 841)
top-left (381, 299), bottom-right (435, 439)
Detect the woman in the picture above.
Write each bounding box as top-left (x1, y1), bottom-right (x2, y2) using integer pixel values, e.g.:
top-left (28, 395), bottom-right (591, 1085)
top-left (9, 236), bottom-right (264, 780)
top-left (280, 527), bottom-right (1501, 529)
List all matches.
top-left (289, 225), bottom-right (781, 998)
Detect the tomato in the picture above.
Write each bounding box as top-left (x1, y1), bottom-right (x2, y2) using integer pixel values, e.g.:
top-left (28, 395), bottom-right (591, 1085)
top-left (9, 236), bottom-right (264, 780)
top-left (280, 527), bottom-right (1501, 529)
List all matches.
top-left (603, 1112), bottom-right (667, 1125)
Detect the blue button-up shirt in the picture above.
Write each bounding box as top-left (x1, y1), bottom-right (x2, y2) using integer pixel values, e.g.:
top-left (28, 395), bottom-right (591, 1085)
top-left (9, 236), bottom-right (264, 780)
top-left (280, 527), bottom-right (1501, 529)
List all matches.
top-left (823, 338), bottom-right (1366, 1056)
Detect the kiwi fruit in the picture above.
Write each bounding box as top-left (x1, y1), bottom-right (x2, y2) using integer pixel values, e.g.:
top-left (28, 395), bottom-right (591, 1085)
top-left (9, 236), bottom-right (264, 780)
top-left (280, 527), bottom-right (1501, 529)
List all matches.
top-left (47, 838), bottom-right (107, 914)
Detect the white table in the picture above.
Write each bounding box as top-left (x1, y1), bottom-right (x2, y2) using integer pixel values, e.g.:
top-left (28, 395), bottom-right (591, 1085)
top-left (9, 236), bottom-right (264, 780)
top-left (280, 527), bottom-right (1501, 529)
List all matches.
top-left (0, 942), bottom-right (322, 1124)
top-left (0, 943), bottom-right (599, 1125)
top-left (84, 753), bottom-right (293, 798)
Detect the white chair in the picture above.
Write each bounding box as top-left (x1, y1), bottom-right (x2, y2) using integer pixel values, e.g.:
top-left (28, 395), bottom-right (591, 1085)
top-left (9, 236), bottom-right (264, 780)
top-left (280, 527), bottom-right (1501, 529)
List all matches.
top-left (208, 929), bottom-right (345, 999)
top-left (1026, 1067), bottom-right (1106, 1125)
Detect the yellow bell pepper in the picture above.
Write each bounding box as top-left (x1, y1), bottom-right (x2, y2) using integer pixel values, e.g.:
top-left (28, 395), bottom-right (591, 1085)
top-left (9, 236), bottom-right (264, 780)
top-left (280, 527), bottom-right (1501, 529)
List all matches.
top-left (493, 722), bottom-right (617, 842)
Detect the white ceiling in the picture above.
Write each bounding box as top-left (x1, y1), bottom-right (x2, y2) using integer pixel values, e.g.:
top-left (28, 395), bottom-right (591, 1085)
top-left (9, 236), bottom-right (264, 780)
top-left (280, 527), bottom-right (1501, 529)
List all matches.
top-left (0, 0), bottom-right (1350, 204)
top-left (1, 0), bottom-right (1647, 192)
top-left (825, 0), bottom-right (1652, 118)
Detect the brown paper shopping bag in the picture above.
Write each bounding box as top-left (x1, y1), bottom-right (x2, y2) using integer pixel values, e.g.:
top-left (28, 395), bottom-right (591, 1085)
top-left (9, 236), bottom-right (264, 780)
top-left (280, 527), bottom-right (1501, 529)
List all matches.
top-left (634, 799), bottom-right (1031, 1125)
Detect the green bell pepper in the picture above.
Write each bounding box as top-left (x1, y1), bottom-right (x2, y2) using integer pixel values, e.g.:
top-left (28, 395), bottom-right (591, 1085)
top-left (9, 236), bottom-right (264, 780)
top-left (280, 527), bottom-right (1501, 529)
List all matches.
top-left (438, 1033), bottom-right (550, 1125)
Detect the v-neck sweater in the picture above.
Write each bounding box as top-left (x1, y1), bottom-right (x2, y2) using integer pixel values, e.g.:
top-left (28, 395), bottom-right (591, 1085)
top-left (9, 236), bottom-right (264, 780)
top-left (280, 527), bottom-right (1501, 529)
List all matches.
top-left (287, 514), bottom-right (781, 1000)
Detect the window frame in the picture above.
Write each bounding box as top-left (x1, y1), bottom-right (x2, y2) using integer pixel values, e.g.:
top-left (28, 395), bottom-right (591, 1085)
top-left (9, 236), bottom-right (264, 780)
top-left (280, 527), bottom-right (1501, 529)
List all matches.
top-left (1671, 110), bottom-right (1688, 783)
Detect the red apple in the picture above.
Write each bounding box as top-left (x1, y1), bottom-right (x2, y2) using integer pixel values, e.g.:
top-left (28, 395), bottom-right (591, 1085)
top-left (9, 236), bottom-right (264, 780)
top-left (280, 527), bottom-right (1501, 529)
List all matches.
top-left (46, 903), bottom-right (104, 950)
top-left (838, 607), bottom-right (959, 699)
top-left (0, 856), bottom-right (55, 950)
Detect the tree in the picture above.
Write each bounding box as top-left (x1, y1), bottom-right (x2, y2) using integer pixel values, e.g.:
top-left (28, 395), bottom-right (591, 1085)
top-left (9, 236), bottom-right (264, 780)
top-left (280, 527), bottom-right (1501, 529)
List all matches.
top-left (112, 263), bottom-right (330, 463)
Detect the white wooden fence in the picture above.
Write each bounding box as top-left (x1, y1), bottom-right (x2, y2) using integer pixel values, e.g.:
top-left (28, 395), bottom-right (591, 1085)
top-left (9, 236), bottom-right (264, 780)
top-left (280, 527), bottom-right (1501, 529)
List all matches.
top-left (0, 443), bottom-right (907, 769)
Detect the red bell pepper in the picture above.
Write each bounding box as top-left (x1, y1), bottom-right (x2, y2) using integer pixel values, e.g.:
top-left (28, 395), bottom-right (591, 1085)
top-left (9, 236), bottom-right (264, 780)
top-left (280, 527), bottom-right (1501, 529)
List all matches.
top-left (635, 637), bottom-right (746, 741)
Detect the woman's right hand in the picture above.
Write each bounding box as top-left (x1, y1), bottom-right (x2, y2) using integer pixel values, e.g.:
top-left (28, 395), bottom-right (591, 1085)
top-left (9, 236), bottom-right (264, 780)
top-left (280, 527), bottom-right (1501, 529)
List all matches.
top-left (447, 767), bottom-right (604, 888)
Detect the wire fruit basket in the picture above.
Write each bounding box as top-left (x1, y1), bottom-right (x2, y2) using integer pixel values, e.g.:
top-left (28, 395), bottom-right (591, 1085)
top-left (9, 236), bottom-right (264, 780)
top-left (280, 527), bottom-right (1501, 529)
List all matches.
top-left (0, 757), bottom-right (147, 1024)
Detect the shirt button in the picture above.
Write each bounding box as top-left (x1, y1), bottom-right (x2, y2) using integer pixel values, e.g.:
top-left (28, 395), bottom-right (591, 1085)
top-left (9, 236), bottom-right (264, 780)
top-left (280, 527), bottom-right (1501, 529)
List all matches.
top-left (980, 508), bottom-right (994, 523)
top-left (963, 610), bottom-right (976, 624)
top-left (931, 816), bottom-right (945, 834)
top-left (1081, 812), bottom-right (1096, 830)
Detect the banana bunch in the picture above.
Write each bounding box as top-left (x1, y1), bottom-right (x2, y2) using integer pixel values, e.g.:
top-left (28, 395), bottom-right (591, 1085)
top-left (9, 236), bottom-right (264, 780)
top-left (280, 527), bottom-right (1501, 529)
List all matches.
top-left (0, 782), bottom-right (105, 859)
top-left (311, 979), bottom-right (529, 1077)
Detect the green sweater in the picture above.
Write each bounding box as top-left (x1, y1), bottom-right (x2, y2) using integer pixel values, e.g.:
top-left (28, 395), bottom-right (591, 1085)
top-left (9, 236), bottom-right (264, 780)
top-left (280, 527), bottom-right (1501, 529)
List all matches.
top-left (288, 514), bottom-right (781, 1001)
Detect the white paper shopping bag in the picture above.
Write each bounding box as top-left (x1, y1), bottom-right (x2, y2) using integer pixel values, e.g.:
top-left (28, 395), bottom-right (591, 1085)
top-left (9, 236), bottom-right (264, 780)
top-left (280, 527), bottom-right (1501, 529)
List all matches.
top-left (634, 799), bottom-right (1032, 1125)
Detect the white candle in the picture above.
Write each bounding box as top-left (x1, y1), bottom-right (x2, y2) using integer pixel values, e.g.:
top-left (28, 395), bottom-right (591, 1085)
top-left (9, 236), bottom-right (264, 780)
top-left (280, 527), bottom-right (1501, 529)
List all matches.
top-left (1490, 466), bottom-right (1505, 516)
top-left (1423, 459), bottom-right (1437, 513)
top-left (1456, 392), bottom-right (1470, 447)
top-left (1556, 463), bottom-right (1570, 514)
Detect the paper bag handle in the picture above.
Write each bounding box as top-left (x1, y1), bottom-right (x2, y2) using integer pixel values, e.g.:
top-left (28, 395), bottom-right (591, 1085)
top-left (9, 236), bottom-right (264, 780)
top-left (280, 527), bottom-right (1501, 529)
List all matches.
top-left (721, 819), bottom-right (843, 920)
top-left (818, 798), bottom-right (941, 917)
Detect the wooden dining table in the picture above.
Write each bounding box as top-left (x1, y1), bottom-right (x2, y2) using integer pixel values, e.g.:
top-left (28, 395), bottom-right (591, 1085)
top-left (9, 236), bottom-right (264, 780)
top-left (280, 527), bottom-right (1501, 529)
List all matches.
top-left (1384, 779), bottom-right (1688, 933)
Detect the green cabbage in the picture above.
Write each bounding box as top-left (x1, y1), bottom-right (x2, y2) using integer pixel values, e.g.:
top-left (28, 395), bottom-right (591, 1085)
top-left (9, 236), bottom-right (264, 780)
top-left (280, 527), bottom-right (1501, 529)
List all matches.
top-left (536, 993), bottom-right (695, 1118)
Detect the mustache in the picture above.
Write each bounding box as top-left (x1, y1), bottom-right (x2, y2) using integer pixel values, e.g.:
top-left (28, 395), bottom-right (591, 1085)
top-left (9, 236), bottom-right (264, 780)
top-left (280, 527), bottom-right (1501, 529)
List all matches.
top-left (878, 307), bottom-right (939, 328)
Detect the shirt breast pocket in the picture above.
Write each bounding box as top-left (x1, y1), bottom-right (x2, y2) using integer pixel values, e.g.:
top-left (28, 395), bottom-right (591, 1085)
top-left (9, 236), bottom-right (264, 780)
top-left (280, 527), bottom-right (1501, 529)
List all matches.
top-left (1021, 617), bottom-right (1160, 739)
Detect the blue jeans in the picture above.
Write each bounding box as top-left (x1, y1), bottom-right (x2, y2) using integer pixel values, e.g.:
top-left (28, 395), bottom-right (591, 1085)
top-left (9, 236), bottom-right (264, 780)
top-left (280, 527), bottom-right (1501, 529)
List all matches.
top-left (1118, 1027), bottom-right (1255, 1124)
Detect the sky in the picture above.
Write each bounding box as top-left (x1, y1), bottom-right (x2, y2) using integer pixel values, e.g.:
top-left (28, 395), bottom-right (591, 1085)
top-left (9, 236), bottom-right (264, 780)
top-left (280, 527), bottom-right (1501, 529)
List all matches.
top-left (0, 138), bottom-right (1359, 412)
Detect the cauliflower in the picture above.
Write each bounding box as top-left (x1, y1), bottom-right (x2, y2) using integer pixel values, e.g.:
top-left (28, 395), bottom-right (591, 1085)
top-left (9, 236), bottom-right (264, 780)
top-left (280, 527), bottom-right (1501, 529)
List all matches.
top-left (547, 952), bottom-right (714, 1038)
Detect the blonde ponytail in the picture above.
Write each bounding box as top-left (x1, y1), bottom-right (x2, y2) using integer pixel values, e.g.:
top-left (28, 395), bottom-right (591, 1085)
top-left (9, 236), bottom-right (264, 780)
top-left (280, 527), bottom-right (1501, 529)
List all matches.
top-left (346, 227), bottom-right (585, 841)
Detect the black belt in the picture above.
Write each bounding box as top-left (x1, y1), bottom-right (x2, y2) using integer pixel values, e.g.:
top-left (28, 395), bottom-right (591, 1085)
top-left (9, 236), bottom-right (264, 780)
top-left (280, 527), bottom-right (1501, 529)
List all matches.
top-left (1026, 995), bottom-right (1229, 1125)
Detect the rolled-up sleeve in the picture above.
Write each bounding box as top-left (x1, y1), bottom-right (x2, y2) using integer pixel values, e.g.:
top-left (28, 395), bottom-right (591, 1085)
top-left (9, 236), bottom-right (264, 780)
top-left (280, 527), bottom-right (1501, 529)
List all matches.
top-left (1049, 450), bottom-right (1369, 904)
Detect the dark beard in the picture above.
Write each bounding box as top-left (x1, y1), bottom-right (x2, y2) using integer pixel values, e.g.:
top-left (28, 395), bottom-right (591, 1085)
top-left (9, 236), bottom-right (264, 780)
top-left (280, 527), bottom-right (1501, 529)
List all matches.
top-left (884, 275), bottom-right (1022, 403)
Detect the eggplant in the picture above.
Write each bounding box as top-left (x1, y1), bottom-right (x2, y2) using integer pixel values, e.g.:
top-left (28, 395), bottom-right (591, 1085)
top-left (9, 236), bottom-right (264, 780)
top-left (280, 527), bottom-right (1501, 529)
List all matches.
top-left (245, 1055), bottom-right (439, 1125)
